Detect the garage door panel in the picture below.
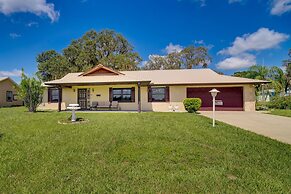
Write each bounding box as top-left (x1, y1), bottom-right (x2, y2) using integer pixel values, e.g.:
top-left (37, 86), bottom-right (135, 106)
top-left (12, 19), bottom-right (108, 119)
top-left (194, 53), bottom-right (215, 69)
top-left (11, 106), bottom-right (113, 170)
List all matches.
top-left (187, 87), bottom-right (243, 111)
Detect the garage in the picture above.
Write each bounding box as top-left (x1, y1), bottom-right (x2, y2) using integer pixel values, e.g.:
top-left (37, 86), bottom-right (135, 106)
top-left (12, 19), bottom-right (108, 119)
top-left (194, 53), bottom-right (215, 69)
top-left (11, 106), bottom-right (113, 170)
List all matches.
top-left (187, 87), bottom-right (244, 111)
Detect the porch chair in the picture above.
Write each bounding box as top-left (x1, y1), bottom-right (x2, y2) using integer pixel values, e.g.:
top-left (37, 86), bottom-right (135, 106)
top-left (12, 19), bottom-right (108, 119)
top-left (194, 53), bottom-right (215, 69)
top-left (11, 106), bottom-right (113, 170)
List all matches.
top-left (90, 101), bottom-right (98, 110)
top-left (110, 101), bottom-right (119, 110)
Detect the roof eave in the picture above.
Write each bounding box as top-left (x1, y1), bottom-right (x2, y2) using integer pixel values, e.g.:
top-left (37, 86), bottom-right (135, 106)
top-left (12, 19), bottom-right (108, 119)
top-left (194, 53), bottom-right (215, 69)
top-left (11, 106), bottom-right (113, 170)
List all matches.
top-left (44, 80), bottom-right (151, 86)
top-left (150, 81), bottom-right (271, 86)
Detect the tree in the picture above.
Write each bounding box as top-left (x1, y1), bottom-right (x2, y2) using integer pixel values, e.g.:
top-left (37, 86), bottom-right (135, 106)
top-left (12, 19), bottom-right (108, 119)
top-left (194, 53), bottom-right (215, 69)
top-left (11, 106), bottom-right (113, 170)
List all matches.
top-left (283, 49), bottom-right (291, 94)
top-left (37, 29), bottom-right (141, 81)
top-left (144, 53), bottom-right (183, 70)
top-left (36, 50), bottom-right (70, 82)
top-left (248, 65), bottom-right (269, 80)
top-left (268, 66), bottom-right (287, 95)
top-left (143, 45), bottom-right (211, 70)
top-left (18, 71), bottom-right (44, 112)
top-left (234, 65), bottom-right (288, 98)
top-left (144, 55), bottom-right (166, 70)
top-left (233, 70), bottom-right (259, 79)
top-left (181, 46), bottom-right (210, 68)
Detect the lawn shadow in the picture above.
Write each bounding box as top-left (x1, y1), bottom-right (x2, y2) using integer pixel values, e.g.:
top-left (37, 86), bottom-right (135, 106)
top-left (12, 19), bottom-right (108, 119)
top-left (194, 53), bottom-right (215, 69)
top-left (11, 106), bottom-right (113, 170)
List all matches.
top-left (58, 116), bottom-right (88, 125)
top-left (23, 110), bottom-right (57, 114)
top-left (0, 133), bottom-right (4, 140)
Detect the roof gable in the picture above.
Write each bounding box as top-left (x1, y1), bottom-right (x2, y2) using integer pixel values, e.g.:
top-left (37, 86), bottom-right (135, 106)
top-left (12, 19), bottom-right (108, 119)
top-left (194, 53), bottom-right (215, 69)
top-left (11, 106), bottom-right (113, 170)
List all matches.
top-left (0, 77), bottom-right (8, 82)
top-left (0, 77), bottom-right (19, 87)
top-left (80, 64), bottom-right (124, 76)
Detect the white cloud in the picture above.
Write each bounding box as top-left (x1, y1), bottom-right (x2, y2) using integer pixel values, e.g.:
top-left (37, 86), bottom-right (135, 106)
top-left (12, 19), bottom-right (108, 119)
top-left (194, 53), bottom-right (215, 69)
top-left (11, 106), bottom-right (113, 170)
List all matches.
top-left (194, 40), bottom-right (204, 44)
top-left (0, 69), bottom-right (22, 77)
top-left (194, 39), bottom-right (214, 49)
top-left (177, 0), bottom-right (206, 7)
top-left (26, 21), bottom-right (38, 27)
top-left (219, 28), bottom-right (289, 55)
top-left (216, 28), bottom-right (289, 70)
top-left (9, 32), bottom-right (21, 39)
top-left (271, 0), bottom-right (291, 15)
top-left (165, 43), bottom-right (183, 54)
top-left (140, 60), bottom-right (148, 67)
top-left (0, 0), bottom-right (60, 22)
top-left (217, 54), bottom-right (256, 70)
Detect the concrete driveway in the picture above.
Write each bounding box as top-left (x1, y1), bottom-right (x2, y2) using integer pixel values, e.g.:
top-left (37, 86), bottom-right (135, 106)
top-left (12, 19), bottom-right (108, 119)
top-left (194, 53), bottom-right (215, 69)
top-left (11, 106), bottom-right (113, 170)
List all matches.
top-left (200, 111), bottom-right (291, 144)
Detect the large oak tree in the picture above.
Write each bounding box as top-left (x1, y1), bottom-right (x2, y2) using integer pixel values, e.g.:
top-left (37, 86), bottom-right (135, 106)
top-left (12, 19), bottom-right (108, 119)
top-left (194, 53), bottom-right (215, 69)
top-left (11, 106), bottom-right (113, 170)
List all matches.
top-left (37, 30), bottom-right (141, 81)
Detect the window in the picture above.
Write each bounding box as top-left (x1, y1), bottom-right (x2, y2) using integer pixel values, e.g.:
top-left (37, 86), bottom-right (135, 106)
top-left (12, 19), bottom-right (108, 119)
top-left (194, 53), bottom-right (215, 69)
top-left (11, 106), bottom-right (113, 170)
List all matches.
top-left (112, 88), bottom-right (133, 102)
top-left (48, 88), bottom-right (59, 103)
top-left (151, 87), bottom-right (166, 102)
top-left (148, 86), bottom-right (169, 102)
top-left (6, 91), bottom-right (13, 102)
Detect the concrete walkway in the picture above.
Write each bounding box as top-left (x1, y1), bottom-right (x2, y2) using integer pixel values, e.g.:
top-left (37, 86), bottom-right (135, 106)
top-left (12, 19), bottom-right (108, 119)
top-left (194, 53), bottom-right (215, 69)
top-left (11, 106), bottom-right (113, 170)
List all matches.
top-left (200, 111), bottom-right (291, 144)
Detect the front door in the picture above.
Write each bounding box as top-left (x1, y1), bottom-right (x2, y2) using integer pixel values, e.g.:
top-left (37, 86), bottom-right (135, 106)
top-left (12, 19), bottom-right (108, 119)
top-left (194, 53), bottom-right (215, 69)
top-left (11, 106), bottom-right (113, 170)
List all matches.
top-left (78, 89), bottom-right (87, 109)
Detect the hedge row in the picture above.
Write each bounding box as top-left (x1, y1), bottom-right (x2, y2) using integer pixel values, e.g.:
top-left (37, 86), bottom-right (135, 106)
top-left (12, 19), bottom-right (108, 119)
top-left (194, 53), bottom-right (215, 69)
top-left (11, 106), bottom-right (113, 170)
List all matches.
top-left (256, 96), bottom-right (291, 110)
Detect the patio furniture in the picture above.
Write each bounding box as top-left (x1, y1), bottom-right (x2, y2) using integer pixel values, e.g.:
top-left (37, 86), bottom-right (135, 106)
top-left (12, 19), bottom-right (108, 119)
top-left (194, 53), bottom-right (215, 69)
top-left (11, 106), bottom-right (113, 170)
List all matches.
top-left (110, 101), bottom-right (119, 110)
top-left (91, 101), bottom-right (119, 111)
top-left (90, 101), bottom-right (98, 110)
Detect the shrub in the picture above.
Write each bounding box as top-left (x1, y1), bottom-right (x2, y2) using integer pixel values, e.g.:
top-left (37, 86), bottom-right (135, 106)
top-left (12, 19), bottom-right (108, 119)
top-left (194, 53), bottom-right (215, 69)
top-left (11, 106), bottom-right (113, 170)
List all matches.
top-left (268, 96), bottom-right (291, 110)
top-left (256, 101), bottom-right (269, 111)
top-left (183, 98), bottom-right (202, 113)
top-left (17, 71), bottom-right (44, 112)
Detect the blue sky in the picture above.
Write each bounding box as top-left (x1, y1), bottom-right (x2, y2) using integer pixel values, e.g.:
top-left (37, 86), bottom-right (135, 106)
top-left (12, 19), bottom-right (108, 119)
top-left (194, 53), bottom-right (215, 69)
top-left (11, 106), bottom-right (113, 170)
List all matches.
top-left (0, 0), bottom-right (290, 82)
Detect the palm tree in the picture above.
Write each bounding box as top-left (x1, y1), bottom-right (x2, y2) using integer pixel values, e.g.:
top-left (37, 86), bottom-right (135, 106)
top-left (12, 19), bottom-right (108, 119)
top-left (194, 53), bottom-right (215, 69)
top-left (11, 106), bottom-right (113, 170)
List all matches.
top-left (249, 65), bottom-right (269, 80)
top-left (268, 66), bottom-right (287, 96)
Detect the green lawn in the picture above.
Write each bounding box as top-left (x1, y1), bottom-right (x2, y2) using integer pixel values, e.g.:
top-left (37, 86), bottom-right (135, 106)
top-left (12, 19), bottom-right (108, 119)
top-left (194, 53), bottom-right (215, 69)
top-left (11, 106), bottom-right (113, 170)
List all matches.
top-left (0, 107), bottom-right (291, 193)
top-left (269, 109), bottom-right (291, 118)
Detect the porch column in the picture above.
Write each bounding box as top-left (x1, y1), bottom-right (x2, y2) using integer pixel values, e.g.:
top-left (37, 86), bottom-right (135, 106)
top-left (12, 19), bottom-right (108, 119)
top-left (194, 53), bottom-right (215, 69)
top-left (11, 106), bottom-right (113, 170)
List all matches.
top-left (58, 86), bottom-right (62, 112)
top-left (138, 82), bottom-right (141, 113)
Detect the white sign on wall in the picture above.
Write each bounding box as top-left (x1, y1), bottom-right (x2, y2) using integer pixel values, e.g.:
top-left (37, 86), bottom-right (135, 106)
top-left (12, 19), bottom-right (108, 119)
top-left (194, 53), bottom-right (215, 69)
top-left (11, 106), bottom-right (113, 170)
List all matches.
top-left (215, 100), bottom-right (223, 106)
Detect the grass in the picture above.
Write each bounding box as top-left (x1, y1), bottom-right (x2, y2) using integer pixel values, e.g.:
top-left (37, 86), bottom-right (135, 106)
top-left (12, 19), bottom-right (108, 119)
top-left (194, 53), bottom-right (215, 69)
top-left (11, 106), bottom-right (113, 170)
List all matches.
top-left (269, 109), bottom-right (291, 118)
top-left (0, 107), bottom-right (291, 193)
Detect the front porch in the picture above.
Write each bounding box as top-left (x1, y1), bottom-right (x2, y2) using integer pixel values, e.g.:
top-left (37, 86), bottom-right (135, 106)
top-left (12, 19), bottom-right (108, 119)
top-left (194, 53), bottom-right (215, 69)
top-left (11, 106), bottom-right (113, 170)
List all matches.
top-left (50, 82), bottom-right (146, 112)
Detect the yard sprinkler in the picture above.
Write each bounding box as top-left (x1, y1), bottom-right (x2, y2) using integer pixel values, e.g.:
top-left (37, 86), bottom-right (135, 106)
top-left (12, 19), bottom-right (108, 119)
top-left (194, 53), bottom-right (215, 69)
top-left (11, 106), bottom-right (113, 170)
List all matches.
top-left (209, 89), bottom-right (220, 127)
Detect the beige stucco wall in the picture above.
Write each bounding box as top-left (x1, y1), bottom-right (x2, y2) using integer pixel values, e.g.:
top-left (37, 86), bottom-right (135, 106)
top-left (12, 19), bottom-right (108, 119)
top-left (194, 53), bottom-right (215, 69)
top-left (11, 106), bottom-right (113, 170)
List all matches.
top-left (141, 84), bottom-right (256, 112)
top-left (39, 84), bottom-right (256, 112)
top-left (0, 79), bottom-right (23, 107)
top-left (243, 84), bottom-right (256, 111)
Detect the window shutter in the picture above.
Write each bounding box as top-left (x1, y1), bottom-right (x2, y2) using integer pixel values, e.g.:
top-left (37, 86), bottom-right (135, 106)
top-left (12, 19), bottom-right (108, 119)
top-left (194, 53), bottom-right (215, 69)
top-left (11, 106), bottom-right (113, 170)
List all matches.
top-left (109, 87), bottom-right (113, 102)
top-left (148, 86), bottom-right (152, 102)
top-left (131, 87), bottom-right (135, 102)
top-left (48, 88), bottom-right (51, 103)
top-left (165, 86), bottom-right (170, 102)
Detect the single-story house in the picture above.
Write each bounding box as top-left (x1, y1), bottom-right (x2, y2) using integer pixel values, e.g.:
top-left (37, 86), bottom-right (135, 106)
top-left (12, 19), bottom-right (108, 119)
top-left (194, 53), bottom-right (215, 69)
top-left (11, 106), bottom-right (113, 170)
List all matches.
top-left (0, 77), bottom-right (23, 107)
top-left (41, 64), bottom-right (268, 112)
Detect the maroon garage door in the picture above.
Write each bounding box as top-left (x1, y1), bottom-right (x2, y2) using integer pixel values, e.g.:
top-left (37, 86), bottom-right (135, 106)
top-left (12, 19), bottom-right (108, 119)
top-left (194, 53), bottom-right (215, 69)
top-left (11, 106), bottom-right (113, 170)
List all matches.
top-left (187, 87), bottom-right (244, 111)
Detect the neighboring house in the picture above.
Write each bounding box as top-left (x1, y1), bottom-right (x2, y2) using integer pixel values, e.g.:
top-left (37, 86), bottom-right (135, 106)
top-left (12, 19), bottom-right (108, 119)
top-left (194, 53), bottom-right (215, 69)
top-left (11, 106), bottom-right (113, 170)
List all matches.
top-left (0, 77), bottom-right (23, 107)
top-left (257, 88), bottom-right (291, 102)
top-left (41, 65), bottom-right (268, 112)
